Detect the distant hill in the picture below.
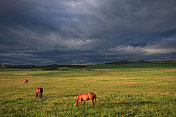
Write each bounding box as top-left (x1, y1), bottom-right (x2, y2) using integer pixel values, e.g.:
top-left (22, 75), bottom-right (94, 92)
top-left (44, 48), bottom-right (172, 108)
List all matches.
top-left (1, 60), bottom-right (176, 70)
top-left (105, 60), bottom-right (176, 64)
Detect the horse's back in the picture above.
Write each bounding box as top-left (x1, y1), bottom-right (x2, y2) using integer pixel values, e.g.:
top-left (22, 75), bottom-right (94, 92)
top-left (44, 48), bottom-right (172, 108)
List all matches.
top-left (36, 88), bottom-right (43, 93)
top-left (24, 80), bottom-right (28, 83)
top-left (88, 92), bottom-right (95, 96)
top-left (78, 92), bottom-right (95, 99)
top-left (88, 92), bottom-right (94, 94)
top-left (87, 92), bottom-right (96, 99)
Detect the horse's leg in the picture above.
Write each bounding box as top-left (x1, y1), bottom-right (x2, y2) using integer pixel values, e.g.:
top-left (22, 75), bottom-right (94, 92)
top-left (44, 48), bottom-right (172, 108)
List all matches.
top-left (80, 99), bottom-right (82, 108)
top-left (94, 96), bottom-right (96, 105)
top-left (91, 100), bottom-right (95, 107)
top-left (36, 93), bottom-right (38, 98)
top-left (83, 101), bottom-right (85, 108)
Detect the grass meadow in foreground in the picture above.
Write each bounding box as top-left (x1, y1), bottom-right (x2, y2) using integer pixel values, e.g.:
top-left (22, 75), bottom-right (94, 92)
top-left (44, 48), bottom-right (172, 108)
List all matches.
top-left (0, 63), bottom-right (176, 116)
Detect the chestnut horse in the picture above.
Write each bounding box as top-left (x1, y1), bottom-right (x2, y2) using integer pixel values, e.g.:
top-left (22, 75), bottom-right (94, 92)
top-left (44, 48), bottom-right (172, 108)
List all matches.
top-left (24, 80), bottom-right (28, 83)
top-left (75, 92), bottom-right (96, 107)
top-left (36, 88), bottom-right (43, 98)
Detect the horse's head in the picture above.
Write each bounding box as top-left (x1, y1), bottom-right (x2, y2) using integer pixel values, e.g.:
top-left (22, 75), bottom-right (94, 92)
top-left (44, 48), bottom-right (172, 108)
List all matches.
top-left (75, 100), bottom-right (78, 106)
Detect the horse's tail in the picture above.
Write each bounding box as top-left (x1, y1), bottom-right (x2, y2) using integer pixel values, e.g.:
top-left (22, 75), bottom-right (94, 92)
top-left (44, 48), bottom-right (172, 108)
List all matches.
top-left (94, 95), bottom-right (96, 104)
top-left (41, 88), bottom-right (43, 93)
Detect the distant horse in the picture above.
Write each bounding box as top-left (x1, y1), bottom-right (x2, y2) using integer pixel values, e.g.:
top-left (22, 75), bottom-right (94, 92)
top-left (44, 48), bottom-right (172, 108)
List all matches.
top-left (36, 88), bottom-right (43, 98)
top-left (75, 92), bottom-right (96, 107)
top-left (24, 80), bottom-right (28, 83)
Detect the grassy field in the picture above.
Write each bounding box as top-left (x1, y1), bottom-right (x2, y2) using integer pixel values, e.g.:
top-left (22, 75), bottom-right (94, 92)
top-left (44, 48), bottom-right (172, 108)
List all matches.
top-left (0, 62), bottom-right (176, 116)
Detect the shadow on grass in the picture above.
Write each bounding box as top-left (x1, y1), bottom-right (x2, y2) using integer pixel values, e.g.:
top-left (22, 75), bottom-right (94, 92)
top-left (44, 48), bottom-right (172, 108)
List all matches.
top-left (98, 101), bottom-right (158, 108)
top-left (115, 101), bottom-right (158, 105)
top-left (63, 94), bottom-right (78, 97)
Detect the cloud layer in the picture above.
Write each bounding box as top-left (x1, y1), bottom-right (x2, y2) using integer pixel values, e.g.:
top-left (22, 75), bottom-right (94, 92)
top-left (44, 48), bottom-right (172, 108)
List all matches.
top-left (0, 0), bottom-right (176, 64)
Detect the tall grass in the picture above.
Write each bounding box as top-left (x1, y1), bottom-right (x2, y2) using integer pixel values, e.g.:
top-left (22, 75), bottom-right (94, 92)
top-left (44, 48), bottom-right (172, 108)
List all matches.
top-left (0, 63), bottom-right (176, 116)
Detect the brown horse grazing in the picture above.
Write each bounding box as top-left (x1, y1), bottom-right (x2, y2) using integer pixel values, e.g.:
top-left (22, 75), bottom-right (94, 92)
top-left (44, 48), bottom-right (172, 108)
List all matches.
top-left (24, 80), bottom-right (28, 83)
top-left (36, 88), bottom-right (43, 98)
top-left (75, 92), bottom-right (96, 107)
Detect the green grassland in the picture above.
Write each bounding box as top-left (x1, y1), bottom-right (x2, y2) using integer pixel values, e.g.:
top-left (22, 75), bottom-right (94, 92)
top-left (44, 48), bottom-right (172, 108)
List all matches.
top-left (0, 62), bottom-right (176, 116)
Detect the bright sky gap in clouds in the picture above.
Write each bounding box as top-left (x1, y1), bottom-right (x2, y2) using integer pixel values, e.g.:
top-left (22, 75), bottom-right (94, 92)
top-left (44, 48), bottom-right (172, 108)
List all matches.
top-left (0, 0), bottom-right (176, 65)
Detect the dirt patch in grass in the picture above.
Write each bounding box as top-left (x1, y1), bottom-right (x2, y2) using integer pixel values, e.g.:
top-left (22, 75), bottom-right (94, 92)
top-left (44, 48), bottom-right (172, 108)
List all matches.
top-left (157, 82), bottom-right (169, 85)
top-left (166, 69), bottom-right (176, 71)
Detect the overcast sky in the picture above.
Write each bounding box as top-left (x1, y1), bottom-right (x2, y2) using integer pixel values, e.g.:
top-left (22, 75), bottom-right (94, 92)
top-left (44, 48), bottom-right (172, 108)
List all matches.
top-left (0, 0), bottom-right (176, 65)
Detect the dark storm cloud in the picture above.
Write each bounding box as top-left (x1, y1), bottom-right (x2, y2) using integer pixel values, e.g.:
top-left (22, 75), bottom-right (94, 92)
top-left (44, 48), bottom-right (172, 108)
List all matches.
top-left (0, 0), bottom-right (176, 65)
